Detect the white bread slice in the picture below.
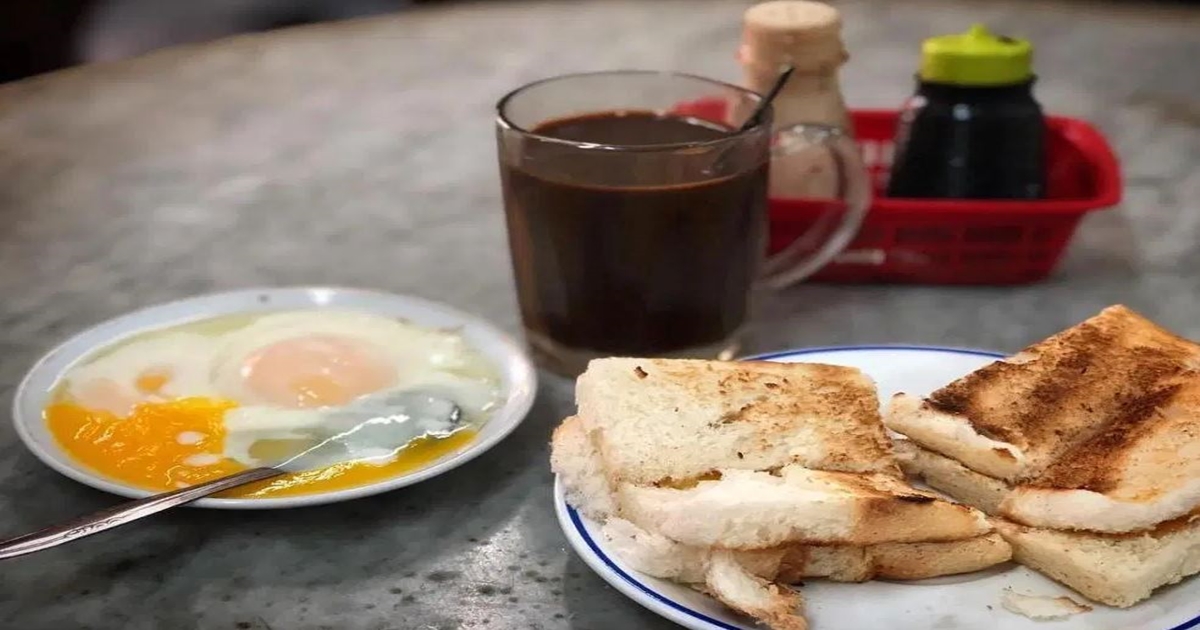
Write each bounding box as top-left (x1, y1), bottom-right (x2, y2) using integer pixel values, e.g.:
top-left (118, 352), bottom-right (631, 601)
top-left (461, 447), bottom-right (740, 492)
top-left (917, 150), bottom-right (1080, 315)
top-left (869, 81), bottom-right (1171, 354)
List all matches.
top-left (600, 517), bottom-right (1010, 584)
top-left (576, 358), bottom-right (901, 486)
top-left (887, 393), bottom-right (1027, 481)
top-left (599, 518), bottom-right (783, 584)
top-left (776, 533), bottom-right (1012, 583)
top-left (617, 465), bottom-right (991, 549)
top-left (905, 444), bottom-right (1200, 607)
top-left (554, 417), bottom-right (1001, 582)
top-left (885, 305), bottom-right (1200, 483)
top-left (996, 519), bottom-right (1200, 608)
top-left (860, 534), bottom-right (1011, 581)
top-left (598, 518), bottom-right (709, 584)
top-left (550, 416), bottom-right (617, 520)
top-left (895, 439), bottom-right (1009, 515)
top-left (705, 550), bottom-right (807, 630)
top-left (553, 418), bottom-right (1005, 582)
top-left (899, 406), bottom-right (1200, 534)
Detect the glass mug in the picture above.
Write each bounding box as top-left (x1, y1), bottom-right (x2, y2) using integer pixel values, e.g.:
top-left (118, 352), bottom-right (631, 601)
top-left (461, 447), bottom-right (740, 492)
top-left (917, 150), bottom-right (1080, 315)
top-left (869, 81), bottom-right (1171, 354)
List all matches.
top-left (496, 71), bottom-right (869, 376)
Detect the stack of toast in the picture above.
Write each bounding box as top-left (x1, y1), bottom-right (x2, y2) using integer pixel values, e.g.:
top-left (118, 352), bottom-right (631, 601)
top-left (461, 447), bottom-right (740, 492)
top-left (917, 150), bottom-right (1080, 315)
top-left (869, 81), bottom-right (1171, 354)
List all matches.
top-left (889, 304), bottom-right (1200, 608)
top-left (552, 358), bottom-right (1011, 630)
top-left (551, 305), bottom-right (1200, 627)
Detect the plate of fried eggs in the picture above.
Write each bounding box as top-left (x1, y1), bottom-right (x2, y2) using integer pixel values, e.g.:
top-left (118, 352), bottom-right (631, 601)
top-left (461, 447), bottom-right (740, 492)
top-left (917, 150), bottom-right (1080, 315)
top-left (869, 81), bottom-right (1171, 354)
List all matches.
top-left (12, 287), bottom-right (537, 509)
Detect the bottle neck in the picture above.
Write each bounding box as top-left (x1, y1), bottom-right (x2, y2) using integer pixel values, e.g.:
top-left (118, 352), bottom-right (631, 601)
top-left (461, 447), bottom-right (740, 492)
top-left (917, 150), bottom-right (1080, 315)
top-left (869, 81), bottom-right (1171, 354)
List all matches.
top-left (916, 76), bottom-right (1037, 101)
top-left (737, 40), bottom-right (847, 76)
top-left (745, 65), bottom-right (840, 91)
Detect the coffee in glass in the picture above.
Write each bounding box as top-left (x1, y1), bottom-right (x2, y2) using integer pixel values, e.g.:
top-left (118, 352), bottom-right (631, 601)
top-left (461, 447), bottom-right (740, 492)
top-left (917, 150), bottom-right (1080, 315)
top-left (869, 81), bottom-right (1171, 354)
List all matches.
top-left (496, 71), bottom-right (868, 376)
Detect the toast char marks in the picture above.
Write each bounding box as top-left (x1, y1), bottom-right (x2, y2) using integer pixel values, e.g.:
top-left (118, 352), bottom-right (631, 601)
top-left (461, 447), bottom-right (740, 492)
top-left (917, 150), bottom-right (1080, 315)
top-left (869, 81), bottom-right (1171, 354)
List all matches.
top-left (905, 441), bottom-right (1200, 537)
top-left (925, 305), bottom-right (1200, 481)
top-left (1031, 383), bottom-right (1185, 493)
top-left (578, 358), bottom-right (902, 484)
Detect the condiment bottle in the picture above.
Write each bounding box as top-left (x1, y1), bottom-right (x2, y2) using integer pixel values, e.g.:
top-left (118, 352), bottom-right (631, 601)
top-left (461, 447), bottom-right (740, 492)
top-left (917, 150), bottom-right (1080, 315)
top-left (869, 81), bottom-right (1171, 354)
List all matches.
top-left (887, 24), bottom-right (1046, 200)
top-left (737, 0), bottom-right (851, 199)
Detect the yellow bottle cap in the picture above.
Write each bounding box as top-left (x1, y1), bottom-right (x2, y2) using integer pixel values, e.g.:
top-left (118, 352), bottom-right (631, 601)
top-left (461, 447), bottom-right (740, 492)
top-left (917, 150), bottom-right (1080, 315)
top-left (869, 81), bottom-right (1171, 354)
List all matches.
top-left (919, 24), bottom-right (1033, 87)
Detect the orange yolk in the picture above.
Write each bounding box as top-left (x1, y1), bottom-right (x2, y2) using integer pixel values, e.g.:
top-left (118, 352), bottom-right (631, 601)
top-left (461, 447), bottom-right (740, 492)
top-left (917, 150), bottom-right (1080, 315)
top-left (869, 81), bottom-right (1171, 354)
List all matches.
top-left (45, 398), bottom-right (475, 498)
top-left (135, 368), bottom-right (172, 395)
top-left (240, 334), bottom-right (397, 409)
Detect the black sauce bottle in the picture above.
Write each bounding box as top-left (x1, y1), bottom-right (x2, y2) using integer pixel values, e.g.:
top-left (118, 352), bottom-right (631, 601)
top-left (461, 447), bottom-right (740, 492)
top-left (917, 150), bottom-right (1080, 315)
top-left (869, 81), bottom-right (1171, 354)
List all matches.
top-left (887, 24), bottom-right (1046, 200)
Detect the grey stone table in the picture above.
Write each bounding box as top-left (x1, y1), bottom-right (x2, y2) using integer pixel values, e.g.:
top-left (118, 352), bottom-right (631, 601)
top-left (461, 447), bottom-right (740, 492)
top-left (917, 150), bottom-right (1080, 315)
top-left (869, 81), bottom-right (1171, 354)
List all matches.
top-left (1, 0), bottom-right (1198, 628)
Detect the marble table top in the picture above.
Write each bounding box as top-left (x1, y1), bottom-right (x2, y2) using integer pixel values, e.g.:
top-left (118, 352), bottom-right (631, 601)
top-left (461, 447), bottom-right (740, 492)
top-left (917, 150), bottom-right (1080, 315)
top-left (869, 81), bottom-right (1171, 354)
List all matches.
top-left (0, 0), bottom-right (1198, 628)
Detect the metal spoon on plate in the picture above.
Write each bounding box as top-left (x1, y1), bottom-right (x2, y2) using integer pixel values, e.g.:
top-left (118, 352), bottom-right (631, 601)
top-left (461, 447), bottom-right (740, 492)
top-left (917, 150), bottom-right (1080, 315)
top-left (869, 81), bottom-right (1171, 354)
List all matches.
top-left (0, 390), bottom-right (462, 559)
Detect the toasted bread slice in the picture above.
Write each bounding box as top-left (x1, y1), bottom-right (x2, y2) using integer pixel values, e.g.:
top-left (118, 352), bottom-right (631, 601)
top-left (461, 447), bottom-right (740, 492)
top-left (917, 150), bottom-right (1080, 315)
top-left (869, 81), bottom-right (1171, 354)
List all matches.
top-left (776, 533), bottom-right (1011, 583)
top-left (1001, 377), bottom-right (1200, 532)
top-left (995, 519), bottom-right (1200, 608)
top-left (886, 305), bottom-right (1200, 483)
top-left (895, 439), bottom-right (1009, 515)
top-left (556, 412), bottom-right (988, 544)
top-left (599, 518), bottom-right (784, 583)
top-left (888, 305), bottom-right (1200, 532)
top-left (701, 536), bottom-right (1012, 630)
top-left (887, 393), bottom-right (1029, 483)
top-left (855, 534), bottom-right (1011, 581)
top-left (905, 444), bottom-right (1200, 607)
top-left (617, 465), bottom-right (991, 548)
top-left (554, 417), bottom-right (991, 552)
top-left (896, 390), bottom-right (1200, 533)
top-left (600, 517), bottom-right (1010, 584)
top-left (706, 551), bottom-right (808, 630)
top-left (550, 415), bottom-right (617, 520)
top-left (902, 376), bottom-right (1200, 532)
top-left (576, 358), bottom-right (901, 486)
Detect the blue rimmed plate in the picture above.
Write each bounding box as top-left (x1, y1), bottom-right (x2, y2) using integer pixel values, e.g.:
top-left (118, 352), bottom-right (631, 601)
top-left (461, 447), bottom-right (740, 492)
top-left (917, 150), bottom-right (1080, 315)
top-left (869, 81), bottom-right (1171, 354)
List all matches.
top-left (553, 345), bottom-right (1200, 630)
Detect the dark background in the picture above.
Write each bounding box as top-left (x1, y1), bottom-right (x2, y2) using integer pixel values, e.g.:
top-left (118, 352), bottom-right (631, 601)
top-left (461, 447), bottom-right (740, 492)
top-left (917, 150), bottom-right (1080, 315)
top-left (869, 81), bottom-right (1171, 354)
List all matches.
top-left (3, 0), bottom-right (1200, 84)
top-left (0, 0), bottom-right (426, 83)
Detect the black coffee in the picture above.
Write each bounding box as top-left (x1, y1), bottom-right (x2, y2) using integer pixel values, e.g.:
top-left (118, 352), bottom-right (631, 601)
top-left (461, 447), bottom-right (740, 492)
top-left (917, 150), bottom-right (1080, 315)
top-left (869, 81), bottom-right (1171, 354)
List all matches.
top-left (500, 110), bottom-right (769, 355)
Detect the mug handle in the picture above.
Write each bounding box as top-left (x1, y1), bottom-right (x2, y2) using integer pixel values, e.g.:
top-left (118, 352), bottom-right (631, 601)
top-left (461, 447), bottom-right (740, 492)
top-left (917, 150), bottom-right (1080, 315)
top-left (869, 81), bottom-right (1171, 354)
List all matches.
top-left (759, 123), bottom-right (872, 289)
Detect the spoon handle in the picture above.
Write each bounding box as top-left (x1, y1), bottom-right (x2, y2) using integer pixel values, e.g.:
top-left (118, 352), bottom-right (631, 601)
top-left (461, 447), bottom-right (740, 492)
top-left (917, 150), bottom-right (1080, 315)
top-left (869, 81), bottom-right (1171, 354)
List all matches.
top-left (0, 467), bottom-right (284, 560)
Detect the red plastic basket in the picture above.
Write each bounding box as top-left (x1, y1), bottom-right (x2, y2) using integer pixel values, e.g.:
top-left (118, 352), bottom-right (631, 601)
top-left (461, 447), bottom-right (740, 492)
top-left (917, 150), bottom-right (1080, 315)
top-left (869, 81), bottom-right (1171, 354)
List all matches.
top-left (770, 109), bottom-right (1123, 284)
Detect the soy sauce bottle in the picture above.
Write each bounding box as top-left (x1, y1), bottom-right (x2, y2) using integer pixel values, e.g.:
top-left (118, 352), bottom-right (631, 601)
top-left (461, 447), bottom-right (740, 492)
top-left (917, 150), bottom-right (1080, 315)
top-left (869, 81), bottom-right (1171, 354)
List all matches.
top-left (887, 24), bottom-right (1045, 199)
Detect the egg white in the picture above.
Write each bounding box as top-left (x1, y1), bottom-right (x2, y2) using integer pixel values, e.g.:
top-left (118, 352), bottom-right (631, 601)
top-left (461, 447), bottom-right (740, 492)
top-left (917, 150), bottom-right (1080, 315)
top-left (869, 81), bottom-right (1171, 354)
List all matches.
top-left (209, 311), bottom-right (486, 404)
top-left (63, 332), bottom-right (219, 416)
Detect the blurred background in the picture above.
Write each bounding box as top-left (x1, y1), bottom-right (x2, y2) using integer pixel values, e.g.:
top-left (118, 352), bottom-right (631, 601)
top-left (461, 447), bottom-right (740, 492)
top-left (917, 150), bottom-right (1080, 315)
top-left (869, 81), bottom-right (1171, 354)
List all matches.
top-left (3, 0), bottom-right (1199, 83)
top-left (0, 0), bottom-right (427, 83)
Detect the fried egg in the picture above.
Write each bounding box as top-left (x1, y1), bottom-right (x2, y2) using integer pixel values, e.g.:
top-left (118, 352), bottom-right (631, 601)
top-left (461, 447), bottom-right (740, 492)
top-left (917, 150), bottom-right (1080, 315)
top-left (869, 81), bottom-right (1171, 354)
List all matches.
top-left (45, 310), bottom-right (501, 498)
top-left (210, 311), bottom-right (494, 409)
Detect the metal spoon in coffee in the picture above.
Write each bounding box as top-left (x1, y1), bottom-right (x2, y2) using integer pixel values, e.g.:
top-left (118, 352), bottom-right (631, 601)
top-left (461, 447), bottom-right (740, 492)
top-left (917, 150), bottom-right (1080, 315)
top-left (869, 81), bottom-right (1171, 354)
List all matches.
top-left (0, 390), bottom-right (462, 559)
top-left (738, 64), bottom-right (794, 132)
top-left (710, 64), bottom-right (794, 176)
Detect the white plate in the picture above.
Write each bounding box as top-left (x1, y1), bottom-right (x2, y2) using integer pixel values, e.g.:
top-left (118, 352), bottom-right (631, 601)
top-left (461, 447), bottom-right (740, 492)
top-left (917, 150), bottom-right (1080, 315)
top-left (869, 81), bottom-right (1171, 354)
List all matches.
top-left (554, 345), bottom-right (1200, 630)
top-left (13, 286), bottom-right (537, 509)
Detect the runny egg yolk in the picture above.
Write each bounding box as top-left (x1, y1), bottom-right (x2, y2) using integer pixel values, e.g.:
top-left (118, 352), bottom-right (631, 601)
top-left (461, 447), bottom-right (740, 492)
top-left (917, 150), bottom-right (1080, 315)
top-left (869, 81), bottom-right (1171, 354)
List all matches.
top-left (240, 334), bottom-right (398, 409)
top-left (46, 398), bottom-right (241, 490)
top-left (45, 398), bottom-right (475, 498)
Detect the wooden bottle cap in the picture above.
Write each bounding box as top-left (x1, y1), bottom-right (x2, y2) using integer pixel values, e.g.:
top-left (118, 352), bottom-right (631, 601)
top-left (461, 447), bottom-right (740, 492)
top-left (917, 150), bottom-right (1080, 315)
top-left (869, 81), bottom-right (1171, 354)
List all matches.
top-left (740, 1), bottom-right (847, 73)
